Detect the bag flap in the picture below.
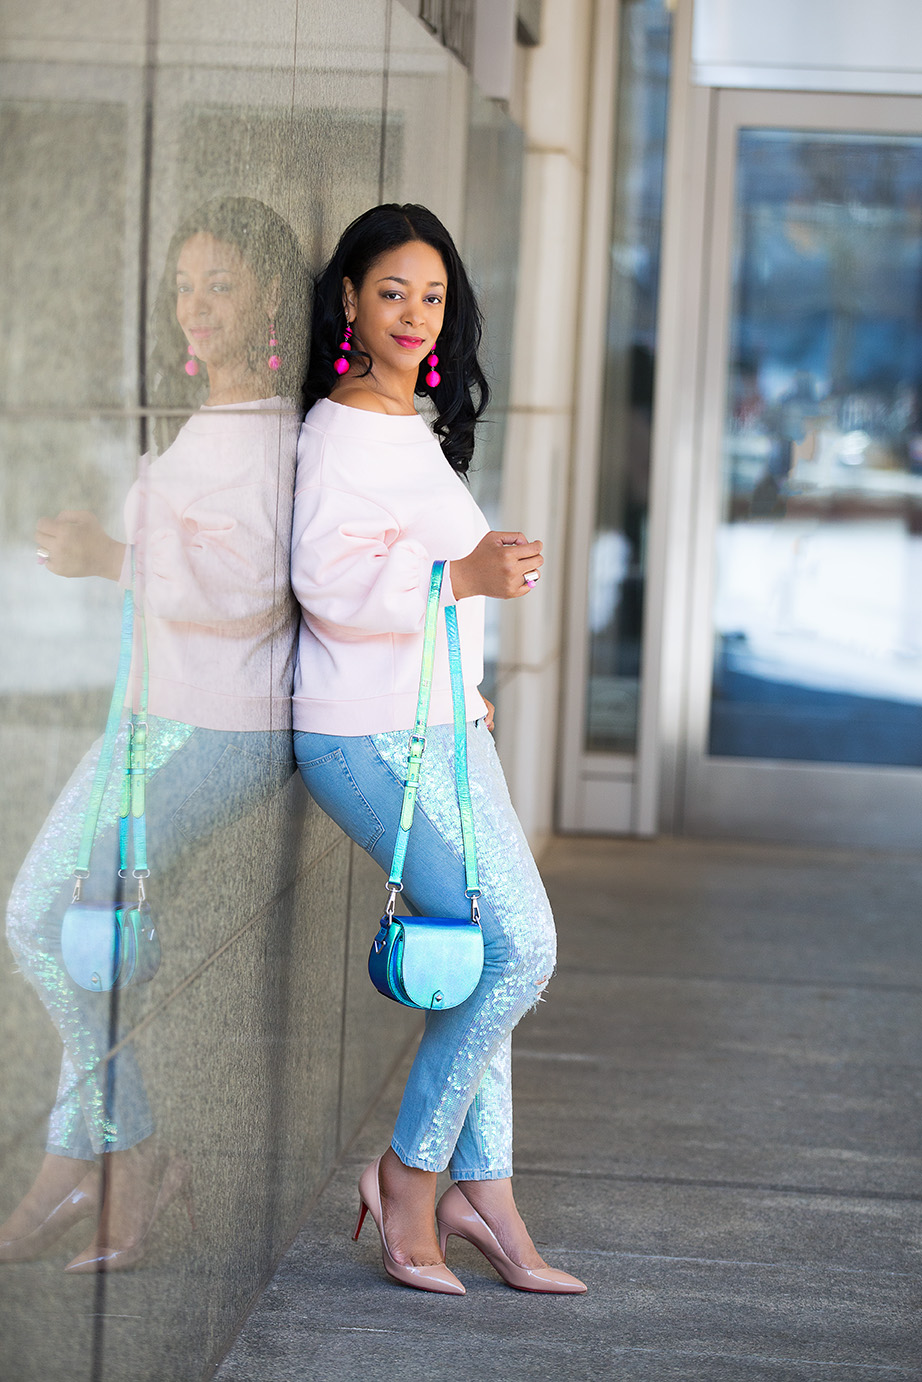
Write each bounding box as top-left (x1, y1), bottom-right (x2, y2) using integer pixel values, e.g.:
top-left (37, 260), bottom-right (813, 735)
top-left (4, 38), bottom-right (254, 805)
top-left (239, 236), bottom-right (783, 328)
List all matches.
top-left (60, 902), bottom-right (160, 992)
top-left (61, 903), bottom-right (121, 991)
top-left (396, 917), bottom-right (484, 1009)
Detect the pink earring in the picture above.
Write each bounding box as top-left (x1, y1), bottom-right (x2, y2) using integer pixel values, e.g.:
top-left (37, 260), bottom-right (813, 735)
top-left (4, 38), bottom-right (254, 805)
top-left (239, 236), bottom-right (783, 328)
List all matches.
top-left (425, 346), bottom-right (441, 388)
top-left (268, 322), bottom-right (281, 372)
top-left (334, 322), bottom-right (353, 376)
top-left (184, 345), bottom-right (199, 377)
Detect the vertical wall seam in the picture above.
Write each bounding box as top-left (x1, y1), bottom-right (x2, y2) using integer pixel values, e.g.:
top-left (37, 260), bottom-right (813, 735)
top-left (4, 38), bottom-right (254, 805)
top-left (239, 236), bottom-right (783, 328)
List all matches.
top-left (136, 0), bottom-right (159, 436)
top-left (288, 0), bottom-right (300, 222)
top-left (335, 841), bottom-right (355, 1151)
top-left (378, 0), bottom-right (393, 202)
top-left (264, 0), bottom-right (301, 746)
top-left (91, 7), bottom-right (159, 1378)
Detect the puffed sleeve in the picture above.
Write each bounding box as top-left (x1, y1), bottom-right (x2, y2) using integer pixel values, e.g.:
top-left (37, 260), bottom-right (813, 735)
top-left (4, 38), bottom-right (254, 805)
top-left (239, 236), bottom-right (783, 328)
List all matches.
top-left (136, 482), bottom-right (286, 626)
top-left (127, 415), bottom-right (293, 627)
top-left (290, 479), bottom-right (450, 636)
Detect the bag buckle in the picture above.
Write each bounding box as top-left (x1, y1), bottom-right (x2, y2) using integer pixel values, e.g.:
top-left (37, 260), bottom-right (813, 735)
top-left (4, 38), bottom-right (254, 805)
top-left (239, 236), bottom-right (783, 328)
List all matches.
top-left (372, 926), bottom-right (389, 954)
top-left (466, 889), bottom-right (481, 924)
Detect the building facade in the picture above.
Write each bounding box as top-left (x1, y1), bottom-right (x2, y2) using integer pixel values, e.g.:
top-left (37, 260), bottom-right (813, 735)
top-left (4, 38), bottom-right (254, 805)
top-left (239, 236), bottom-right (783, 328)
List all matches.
top-left (2, 1), bottom-right (922, 1376)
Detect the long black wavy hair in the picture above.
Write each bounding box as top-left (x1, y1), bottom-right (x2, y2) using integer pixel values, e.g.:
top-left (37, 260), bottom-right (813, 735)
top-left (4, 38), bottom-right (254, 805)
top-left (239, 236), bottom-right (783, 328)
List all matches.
top-left (149, 196), bottom-right (309, 449)
top-left (303, 203), bottom-right (490, 475)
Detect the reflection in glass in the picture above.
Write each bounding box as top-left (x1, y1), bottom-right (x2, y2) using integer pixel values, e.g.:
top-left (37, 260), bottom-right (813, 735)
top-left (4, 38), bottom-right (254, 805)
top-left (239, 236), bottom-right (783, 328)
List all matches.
top-left (586, 0), bottom-right (672, 753)
top-left (2, 199), bottom-right (305, 1272)
top-left (711, 130), bottom-right (922, 766)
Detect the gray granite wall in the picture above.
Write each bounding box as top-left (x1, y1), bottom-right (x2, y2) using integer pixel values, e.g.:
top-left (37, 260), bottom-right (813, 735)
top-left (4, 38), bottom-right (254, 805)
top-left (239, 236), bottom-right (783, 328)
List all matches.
top-left (0, 3), bottom-right (523, 1377)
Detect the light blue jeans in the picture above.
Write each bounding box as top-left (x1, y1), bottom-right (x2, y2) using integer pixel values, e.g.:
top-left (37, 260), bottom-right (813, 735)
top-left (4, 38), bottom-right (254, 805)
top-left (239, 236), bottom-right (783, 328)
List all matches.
top-left (7, 719), bottom-right (294, 1157)
top-left (294, 720), bottom-right (556, 1180)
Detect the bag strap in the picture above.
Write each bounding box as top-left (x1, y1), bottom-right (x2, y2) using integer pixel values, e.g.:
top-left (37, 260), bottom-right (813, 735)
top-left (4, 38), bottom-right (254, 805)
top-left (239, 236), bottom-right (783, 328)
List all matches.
top-left (71, 565), bottom-right (150, 908)
top-left (385, 561), bottom-right (481, 924)
top-left (119, 599), bottom-right (149, 886)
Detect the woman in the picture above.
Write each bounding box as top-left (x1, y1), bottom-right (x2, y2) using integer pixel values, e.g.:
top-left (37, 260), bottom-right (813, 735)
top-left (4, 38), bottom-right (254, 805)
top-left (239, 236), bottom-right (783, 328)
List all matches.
top-left (2, 197), bottom-right (306, 1271)
top-left (292, 203), bottom-right (586, 1295)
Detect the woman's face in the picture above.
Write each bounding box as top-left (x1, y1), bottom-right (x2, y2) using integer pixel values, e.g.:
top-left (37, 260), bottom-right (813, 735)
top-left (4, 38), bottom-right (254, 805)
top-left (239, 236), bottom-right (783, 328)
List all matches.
top-left (175, 232), bottom-right (268, 375)
top-left (345, 239), bottom-right (447, 377)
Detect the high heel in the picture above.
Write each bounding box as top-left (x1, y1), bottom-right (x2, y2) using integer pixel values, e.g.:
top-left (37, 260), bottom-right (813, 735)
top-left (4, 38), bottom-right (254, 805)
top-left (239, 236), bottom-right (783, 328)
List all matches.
top-left (436, 1184), bottom-right (587, 1294)
top-left (0, 1172), bottom-right (99, 1263)
top-left (353, 1157), bottom-right (465, 1295)
top-left (64, 1154), bottom-right (194, 1274)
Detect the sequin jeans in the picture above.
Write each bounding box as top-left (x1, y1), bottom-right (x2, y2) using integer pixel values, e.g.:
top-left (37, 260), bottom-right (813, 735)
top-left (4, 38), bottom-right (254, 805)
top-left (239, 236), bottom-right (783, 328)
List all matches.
top-left (294, 720), bottom-right (556, 1181)
top-left (6, 718), bottom-right (294, 1158)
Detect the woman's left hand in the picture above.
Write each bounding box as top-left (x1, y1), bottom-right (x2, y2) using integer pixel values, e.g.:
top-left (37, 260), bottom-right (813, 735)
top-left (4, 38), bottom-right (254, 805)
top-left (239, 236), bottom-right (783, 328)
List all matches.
top-left (482, 697), bottom-right (495, 732)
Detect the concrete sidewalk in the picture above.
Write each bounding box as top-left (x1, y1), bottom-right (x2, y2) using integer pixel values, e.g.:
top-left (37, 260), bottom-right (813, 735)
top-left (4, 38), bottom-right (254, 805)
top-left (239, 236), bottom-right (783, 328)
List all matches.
top-left (215, 837), bottom-right (922, 1381)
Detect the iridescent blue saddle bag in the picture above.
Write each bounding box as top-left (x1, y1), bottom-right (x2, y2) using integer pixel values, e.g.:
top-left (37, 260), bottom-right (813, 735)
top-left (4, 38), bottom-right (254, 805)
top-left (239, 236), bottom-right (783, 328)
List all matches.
top-left (61, 901), bottom-right (160, 993)
top-left (368, 563), bottom-right (484, 1011)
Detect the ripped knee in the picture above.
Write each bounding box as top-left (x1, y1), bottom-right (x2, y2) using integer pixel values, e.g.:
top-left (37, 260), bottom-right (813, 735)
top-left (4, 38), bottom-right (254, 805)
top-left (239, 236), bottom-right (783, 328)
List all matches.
top-left (529, 965), bottom-right (554, 1009)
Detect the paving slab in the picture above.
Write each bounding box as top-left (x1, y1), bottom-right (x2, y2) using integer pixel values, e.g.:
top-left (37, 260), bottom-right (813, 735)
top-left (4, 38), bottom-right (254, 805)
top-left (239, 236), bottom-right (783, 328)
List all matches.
top-left (215, 838), bottom-right (922, 1382)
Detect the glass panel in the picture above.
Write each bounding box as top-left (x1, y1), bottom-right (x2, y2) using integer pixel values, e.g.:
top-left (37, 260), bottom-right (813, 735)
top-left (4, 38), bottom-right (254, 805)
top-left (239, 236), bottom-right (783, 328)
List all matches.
top-left (586, 0), bottom-right (672, 753)
top-left (711, 129), bottom-right (922, 766)
top-left (462, 90), bottom-right (524, 703)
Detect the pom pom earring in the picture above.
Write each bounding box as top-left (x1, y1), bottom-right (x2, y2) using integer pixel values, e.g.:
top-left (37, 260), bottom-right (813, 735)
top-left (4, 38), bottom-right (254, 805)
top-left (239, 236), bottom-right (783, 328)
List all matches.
top-left (425, 347), bottom-right (441, 388)
top-left (268, 322), bottom-right (281, 372)
top-left (184, 345), bottom-right (199, 377)
top-left (334, 322), bottom-right (353, 377)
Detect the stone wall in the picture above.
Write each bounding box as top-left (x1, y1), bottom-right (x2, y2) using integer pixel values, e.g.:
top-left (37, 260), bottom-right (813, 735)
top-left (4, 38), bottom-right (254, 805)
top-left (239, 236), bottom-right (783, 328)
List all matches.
top-left (0, 3), bottom-right (523, 1377)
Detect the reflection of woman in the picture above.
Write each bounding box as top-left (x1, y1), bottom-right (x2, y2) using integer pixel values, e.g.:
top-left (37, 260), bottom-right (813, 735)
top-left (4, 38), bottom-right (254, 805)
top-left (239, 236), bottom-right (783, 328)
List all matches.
top-left (2, 198), bottom-right (306, 1271)
top-left (292, 204), bottom-right (586, 1295)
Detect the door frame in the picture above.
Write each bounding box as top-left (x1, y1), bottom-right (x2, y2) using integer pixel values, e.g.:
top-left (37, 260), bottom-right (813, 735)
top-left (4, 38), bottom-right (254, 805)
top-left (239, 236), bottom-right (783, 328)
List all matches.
top-left (557, 0), bottom-right (637, 833)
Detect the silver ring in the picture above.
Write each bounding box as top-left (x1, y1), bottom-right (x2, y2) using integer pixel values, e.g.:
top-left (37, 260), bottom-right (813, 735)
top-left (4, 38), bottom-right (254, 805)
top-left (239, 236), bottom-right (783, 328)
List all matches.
top-left (523, 569), bottom-right (539, 587)
top-left (36, 548), bottom-right (50, 563)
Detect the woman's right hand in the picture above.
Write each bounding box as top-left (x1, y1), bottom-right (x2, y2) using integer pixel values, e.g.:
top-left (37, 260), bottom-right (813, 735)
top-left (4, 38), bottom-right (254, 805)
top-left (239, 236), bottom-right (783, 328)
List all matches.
top-left (449, 530), bottom-right (544, 600)
top-left (34, 511), bottom-right (125, 581)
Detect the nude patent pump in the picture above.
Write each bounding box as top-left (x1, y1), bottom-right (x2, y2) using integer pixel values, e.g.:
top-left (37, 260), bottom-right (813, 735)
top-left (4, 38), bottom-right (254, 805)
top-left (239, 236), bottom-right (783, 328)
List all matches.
top-left (0, 1171), bottom-right (99, 1263)
top-left (436, 1183), bottom-right (587, 1294)
top-left (353, 1157), bottom-right (465, 1295)
top-left (64, 1154), bottom-right (194, 1273)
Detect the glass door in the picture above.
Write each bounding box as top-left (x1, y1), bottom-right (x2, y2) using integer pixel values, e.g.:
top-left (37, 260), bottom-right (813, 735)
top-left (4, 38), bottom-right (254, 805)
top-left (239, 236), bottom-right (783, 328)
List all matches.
top-left (683, 90), bottom-right (922, 847)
